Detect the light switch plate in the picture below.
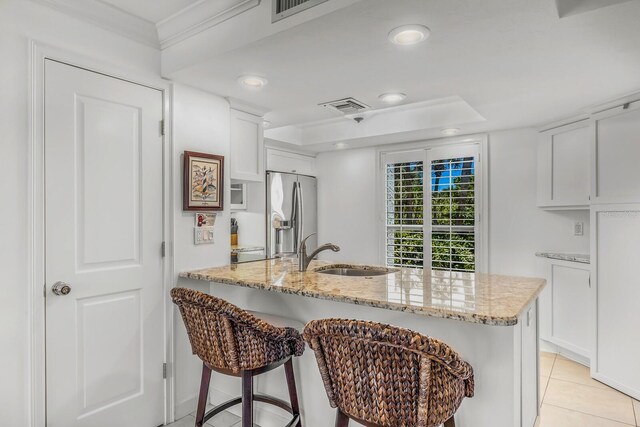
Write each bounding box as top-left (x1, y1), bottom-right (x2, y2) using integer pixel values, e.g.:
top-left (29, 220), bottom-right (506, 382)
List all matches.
top-left (574, 222), bottom-right (584, 236)
top-left (194, 226), bottom-right (215, 245)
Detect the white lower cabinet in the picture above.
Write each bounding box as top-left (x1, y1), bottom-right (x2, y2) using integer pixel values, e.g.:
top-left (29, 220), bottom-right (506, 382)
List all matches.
top-left (539, 259), bottom-right (590, 359)
top-left (266, 147), bottom-right (316, 176)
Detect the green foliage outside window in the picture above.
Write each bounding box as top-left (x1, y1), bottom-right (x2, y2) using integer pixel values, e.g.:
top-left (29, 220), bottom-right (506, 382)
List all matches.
top-left (386, 158), bottom-right (476, 272)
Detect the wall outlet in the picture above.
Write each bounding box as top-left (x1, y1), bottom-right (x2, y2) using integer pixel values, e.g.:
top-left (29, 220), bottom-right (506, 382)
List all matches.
top-left (574, 222), bottom-right (584, 236)
top-left (194, 226), bottom-right (215, 245)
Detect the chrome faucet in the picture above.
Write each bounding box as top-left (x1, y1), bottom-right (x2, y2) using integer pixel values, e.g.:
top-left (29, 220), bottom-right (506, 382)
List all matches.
top-left (298, 233), bottom-right (340, 272)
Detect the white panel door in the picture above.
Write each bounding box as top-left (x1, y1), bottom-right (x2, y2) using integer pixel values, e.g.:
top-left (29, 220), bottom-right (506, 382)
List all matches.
top-left (591, 205), bottom-right (640, 400)
top-left (45, 60), bottom-right (165, 427)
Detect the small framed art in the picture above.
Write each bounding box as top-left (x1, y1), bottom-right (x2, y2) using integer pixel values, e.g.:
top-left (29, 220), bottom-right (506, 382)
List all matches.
top-left (183, 151), bottom-right (224, 211)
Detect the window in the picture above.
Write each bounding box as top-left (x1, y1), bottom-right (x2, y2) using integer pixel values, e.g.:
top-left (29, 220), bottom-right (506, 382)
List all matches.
top-left (430, 157), bottom-right (475, 272)
top-left (383, 144), bottom-right (481, 272)
top-left (385, 160), bottom-right (424, 268)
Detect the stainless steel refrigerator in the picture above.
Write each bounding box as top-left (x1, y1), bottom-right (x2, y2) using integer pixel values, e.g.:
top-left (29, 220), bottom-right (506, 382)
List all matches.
top-left (266, 171), bottom-right (317, 258)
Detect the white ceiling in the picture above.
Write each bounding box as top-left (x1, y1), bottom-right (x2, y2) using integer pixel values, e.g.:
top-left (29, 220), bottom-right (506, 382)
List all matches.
top-left (166, 0), bottom-right (640, 149)
top-left (99, 0), bottom-right (198, 23)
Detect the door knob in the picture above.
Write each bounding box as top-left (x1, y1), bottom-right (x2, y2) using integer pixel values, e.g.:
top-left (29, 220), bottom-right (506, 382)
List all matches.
top-left (52, 282), bottom-right (71, 296)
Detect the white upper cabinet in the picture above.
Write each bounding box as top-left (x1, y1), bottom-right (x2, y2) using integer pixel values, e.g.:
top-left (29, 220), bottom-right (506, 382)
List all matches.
top-left (592, 101), bottom-right (640, 204)
top-left (230, 109), bottom-right (264, 182)
top-left (266, 148), bottom-right (316, 176)
top-left (537, 120), bottom-right (591, 209)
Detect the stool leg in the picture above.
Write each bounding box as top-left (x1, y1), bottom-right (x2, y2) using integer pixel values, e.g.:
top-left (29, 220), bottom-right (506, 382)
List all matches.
top-left (444, 416), bottom-right (456, 427)
top-left (335, 409), bottom-right (349, 427)
top-left (195, 363), bottom-right (212, 427)
top-left (242, 370), bottom-right (254, 427)
top-left (284, 358), bottom-right (302, 427)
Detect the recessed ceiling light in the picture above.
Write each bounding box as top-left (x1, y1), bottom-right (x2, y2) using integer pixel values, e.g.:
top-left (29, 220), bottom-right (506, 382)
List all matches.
top-left (441, 128), bottom-right (461, 136)
top-left (237, 75), bottom-right (268, 88)
top-left (388, 24), bottom-right (431, 45)
top-left (334, 142), bottom-right (348, 150)
top-left (262, 120), bottom-right (272, 128)
top-left (379, 93), bottom-right (407, 104)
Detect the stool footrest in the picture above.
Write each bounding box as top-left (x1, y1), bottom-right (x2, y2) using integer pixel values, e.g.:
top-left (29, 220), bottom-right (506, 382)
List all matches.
top-left (202, 393), bottom-right (299, 426)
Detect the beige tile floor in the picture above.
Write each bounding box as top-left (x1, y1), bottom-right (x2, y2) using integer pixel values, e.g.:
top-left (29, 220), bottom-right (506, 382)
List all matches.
top-left (539, 352), bottom-right (640, 427)
top-left (167, 352), bottom-right (640, 427)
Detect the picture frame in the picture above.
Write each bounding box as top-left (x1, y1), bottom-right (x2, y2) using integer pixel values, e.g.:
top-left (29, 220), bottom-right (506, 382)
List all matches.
top-left (183, 151), bottom-right (224, 211)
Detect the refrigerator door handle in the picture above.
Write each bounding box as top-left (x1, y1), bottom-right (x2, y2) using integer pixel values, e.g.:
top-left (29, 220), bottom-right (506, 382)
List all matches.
top-left (291, 181), bottom-right (304, 255)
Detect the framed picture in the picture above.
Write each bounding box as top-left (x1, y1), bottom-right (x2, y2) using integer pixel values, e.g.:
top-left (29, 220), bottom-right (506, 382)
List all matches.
top-left (183, 151), bottom-right (224, 211)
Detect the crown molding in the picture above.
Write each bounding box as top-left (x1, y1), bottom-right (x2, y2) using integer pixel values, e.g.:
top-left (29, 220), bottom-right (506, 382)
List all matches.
top-left (227, 97), bottom-right (270, 117)
top-left (157, 0), bottom-right (261, 49)
top-left (31, 0), bottom-right (159, 48)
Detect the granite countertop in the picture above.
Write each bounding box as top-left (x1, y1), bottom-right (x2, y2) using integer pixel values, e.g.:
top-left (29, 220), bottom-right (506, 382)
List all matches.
top-left (180, 259), bottom-right (546, 326)
top-left (231, 245), bottom-right (265, 253)
top-left (535, 252), bottom-right (590, 264)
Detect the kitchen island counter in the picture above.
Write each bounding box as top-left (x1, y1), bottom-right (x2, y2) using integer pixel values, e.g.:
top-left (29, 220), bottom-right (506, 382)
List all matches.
top-left (180, 258), bottom-right (545, 326)
top-left (178, 259), bottom-right (544, 427)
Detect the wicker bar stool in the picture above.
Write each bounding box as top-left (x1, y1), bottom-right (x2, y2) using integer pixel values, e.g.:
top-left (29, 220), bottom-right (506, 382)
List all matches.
top-left (171, 288), bottom-right (305, 427)
top-left (303, 319), bottom-right (474, 427)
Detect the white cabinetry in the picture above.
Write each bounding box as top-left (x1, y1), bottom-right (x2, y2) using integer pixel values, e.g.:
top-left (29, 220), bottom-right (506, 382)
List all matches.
top-left (591, 101), bottom-right (640, 204)
top-left (537, 120), bottom-right (591, 208)
top-left (591, 205), bottom-right (640, 400)
top-left (266, 148), bottom-right (316, 176)
top-left (539, 259), bottom-right (591, 359)
top-left (230, 109), bottom-right (264, 182)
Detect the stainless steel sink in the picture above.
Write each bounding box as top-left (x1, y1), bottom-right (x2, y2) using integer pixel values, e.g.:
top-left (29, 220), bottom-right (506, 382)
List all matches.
top-left (315, 265), bottom-right (398, 277)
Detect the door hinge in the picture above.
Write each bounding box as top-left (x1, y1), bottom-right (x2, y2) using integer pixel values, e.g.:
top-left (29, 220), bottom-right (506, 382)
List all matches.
top-left (161, 241), bottom-right (166, 257)
top-left (163, 363), bottom-right (167, 379)
top-left (160, 120), bottom-right (165, 136)
top-left (43, 283), bottom-right (47, 298)
top-left (623, 102), bottom-right (631, 110)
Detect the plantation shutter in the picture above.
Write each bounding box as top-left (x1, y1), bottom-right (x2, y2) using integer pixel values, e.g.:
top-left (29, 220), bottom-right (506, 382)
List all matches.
top-left (383, 145), bottom-right (480, 272)
top-left (383, 151), bottom-right (425, 268)
top-left (429, 156), bottom-right (477, 272)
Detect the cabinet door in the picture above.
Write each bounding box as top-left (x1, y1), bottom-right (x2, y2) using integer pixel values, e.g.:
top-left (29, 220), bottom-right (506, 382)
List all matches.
top-left (230, 109), bottom-right (264, 182)
top-left (266, 148), bottom-right (316, 176)
top-left (591, 205), bottom-right (640, 400)
top-left (537, 121), bottom-right (591, 208)
top-left (592, 101), bottom-right (640, 204)
top-left (549, 262), bottom-right (590, 357)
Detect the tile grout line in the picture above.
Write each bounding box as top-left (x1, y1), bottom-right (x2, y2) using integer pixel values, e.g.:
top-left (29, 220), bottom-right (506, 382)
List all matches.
top-left (632, 398), bottom-right (638, 426)
top-left (541, 354), bottom-right (556, 404)
top-left (544, 403), bottom-right (636, 426)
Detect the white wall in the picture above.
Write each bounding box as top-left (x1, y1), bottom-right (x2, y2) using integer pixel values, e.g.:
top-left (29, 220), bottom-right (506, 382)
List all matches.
top-left (0, 1), bottom-right (159, 425)
top-left (316, 128), bottom-right (590, 277)
top-left (316, 148), bottom-right (379, 263)
top-left (171, 83), bottom-right (231, 418)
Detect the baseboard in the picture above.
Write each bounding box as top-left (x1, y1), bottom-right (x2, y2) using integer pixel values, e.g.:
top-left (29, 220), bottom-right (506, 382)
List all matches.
top-left (539, 339), bottom-right (590, 367)
top-left (175, 394), bottom-right (198, 420)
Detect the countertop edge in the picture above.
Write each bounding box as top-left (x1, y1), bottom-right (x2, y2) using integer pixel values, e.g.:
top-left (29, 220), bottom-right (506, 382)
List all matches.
top-left (535, 252), bottom-right (590, 264)
top-left (179, 271), bottom-right (539, 327)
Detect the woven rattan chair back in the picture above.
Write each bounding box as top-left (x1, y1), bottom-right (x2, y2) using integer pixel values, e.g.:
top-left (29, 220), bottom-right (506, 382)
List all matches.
top-left (171, 287), bottom-right (304, 373)
top-left (303, 319), bottom-right (474, 427)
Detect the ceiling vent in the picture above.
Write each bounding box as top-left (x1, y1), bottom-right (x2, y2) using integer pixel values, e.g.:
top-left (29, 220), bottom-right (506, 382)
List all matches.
top-left (272, 0), bottom-right (328, 22)
top-left (319, 97), bottom-right (370, 115)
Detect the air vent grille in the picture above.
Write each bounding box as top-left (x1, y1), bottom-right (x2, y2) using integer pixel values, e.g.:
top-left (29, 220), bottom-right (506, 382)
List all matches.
top-left (319, 97), bottom-right (370, 115)
top-left (272, 0), bottom-right (328, 22)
